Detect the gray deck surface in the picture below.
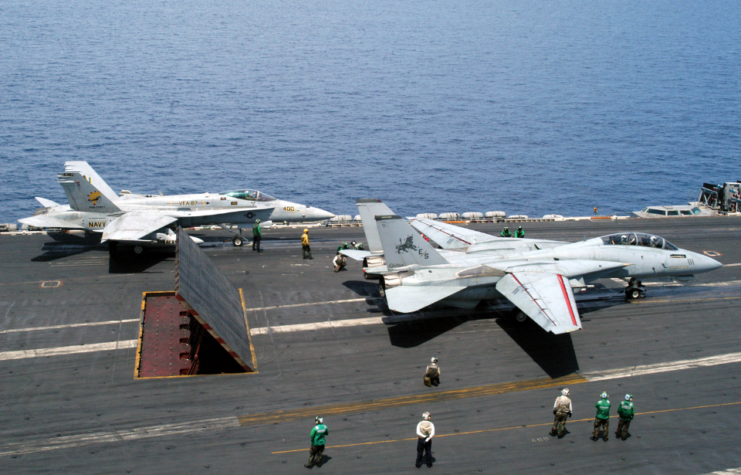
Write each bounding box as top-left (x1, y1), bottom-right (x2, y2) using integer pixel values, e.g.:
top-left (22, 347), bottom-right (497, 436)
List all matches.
top-left (1, 217), bottom-right (740, 474)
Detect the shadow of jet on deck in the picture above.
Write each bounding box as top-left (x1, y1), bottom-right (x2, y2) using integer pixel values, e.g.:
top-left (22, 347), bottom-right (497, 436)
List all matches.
top-left (387, 316), bottom-right (467, 348)
top-left (31, 232), bottom-right (105, 262)
top-left (342, 280), bottom-right (382, 298)
top-left (495, 317), bottom-right (580, 378)
top-left (108, 250), bottom-right (172, 274)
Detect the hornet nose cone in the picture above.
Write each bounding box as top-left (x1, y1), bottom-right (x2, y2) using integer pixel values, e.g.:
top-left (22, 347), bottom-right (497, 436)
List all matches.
top-left (308, 207), bottom-right (335, 220)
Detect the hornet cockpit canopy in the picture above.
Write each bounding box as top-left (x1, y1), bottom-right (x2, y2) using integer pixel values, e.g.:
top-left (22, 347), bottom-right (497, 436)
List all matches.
top-left (600, 233), bottom-right (678, 251)
top-left (219, 190), bottom-right (276, 202)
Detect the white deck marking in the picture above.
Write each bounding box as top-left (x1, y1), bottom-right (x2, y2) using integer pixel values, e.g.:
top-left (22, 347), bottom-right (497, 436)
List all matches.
top-left (0, 340), bottom-right (137, 361)
top-left (0, 319), bottom-right (139, 335)
top-left (702, 469), bottom-right (741, 475)
top-left (243, 297), bottom-right (374, 313)
top-left (583, 352), bottom-right (741, 382)
top-left (250, 317), bottom-right (384, 336)
top-left (0, 417), bottom-right (239, 457)
top-left (723, 263), bottom-right (741, 267)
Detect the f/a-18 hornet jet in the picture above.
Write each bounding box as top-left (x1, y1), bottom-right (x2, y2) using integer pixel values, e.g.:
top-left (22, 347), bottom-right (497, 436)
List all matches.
top-left (341, 199), bottom-right (722, 335)
top-left (19, 162), bottom-right (334, 254)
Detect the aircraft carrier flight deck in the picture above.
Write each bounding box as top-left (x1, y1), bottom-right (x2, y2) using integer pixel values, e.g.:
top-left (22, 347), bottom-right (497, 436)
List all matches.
top-left (1, 217), bottom-right (740, 474)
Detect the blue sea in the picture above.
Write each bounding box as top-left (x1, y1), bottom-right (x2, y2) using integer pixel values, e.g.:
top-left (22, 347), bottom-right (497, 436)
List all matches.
top-left (1, 0), bottom-right (740, 223)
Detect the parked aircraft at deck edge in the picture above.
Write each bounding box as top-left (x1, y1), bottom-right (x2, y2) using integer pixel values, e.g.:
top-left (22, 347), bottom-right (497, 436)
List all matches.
top-left (18, 161), bottom-right (335, 251)
top-left (341, 199), bottom-right (722, 335)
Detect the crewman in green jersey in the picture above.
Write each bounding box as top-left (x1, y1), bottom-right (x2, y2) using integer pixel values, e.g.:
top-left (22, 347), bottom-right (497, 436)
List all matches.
top-left (252, 219), bottom-right (262, 252)
top-left (305, 416), bottom-right (329, 468)
top-left (500, 227), bottom-right (512, 237)
top-left (616, 394), bottom-right (635, 441)
top-left (515, 226), bottom-right (525, 238)
top-left (591, 392), bottom-right (611, 441)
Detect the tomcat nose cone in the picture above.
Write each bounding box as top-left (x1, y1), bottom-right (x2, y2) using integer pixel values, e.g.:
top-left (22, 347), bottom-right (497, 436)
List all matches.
top-left (708, 257), bottom-right (723, 270)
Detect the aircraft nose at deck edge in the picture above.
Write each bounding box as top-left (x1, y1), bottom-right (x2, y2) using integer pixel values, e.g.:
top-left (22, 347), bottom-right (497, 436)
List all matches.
top-left (310, 207), bottom-right (335, 219)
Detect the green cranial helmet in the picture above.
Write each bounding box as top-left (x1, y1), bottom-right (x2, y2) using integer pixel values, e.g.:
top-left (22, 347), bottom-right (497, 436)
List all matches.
top-left (255, 219), bottom-right (260, 223)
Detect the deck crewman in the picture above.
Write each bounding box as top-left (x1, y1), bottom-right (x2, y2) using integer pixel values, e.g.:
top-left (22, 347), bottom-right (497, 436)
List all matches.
top-left (424, 357), bottom-right (441, 387)
top-left (305, 416), bottom-right (329, 468)
top-left (592, 392), bottom-right (611, 441)
top-left (301, 228), bottom-right (313, 260)
top-left (332, 252), bottom-right (346, 272)
top-left (515, 226), bottom-right (525, 238)
top-left (415, 412), bottom-right (435, 468)
top-left (616, 394), bottom-right (635, 441)
top-left (252, 219), bottom-right (262, 252)
top-left (500, 227), bottom-right (512, 237)
top-left (550, 388), bottom-right (572, 438)
top-left (350, 240), bottom-right (364, 250)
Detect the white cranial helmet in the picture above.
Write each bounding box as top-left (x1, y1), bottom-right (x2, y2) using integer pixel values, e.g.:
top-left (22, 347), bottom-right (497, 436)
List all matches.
top-left (601, 392), bottom-right (609, 399)
top-left (562, 388), bottom-right (570, 396)
top-left (431, 357), bottom-right (438, 364)
top-left (422, 412), bottom-right (431, 420)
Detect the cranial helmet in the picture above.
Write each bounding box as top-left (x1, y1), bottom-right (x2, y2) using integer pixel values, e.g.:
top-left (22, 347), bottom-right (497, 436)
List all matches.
top-left (304, 228), bottom-right (309, 233)
top-left (518, 226), bottom-right (522, 229)
top-left (422, 412), bottom-right (431, 420)
top-left (601, 392), bottom-right (609, 399)
top-left (351, 240), bottom-right (356, 245)
top-left (625, 394), bottom-right (632, 401)
top-left (256, 219), bottom-right (260, 223)
top-left (315, 416), bottom-right (323, 423)
top-left (431, 357), bottom-right (438, 364)
top-left (504, 227), bottom-right (509, 230)
top-left (562, 388), bottom-right (570, 396)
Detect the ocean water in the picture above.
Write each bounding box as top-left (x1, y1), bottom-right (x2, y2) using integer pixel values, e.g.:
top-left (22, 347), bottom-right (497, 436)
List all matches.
top-left (1, 0), bottom-right (740, 223)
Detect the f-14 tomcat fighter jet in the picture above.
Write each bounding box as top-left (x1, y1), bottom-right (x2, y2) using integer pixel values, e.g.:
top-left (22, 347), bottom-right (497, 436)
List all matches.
top-left (341, 199), bottom-right (722, 334)
top-left (19, 162), bottom-right (335, 254)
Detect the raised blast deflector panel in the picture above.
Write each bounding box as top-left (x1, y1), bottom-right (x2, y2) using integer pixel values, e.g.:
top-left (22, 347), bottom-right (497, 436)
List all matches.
top-left (175, 227), bottom-right (254, 372)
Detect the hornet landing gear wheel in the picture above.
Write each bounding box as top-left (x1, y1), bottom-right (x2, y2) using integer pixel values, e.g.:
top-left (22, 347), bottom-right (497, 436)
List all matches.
top-left (232, 235), bottom-right (244, 247)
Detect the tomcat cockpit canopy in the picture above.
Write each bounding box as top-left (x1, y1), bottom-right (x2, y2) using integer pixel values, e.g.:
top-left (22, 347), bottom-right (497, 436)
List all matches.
top-left (599, 233), bottom-right (678, 251)
top-left (219, 190), bottom-right (276, 202)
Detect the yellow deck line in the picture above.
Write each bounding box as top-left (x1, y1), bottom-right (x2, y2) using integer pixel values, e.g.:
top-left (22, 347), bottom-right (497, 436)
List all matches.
top-left (240, 374), bottom-right (587, 427)
top-left (272, 400), bottom-right (741, 454)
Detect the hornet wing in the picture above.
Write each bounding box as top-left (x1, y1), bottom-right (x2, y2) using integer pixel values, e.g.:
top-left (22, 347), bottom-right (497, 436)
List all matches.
top-left (101, 212), bottom-right (178, 243)
top-left (19, 215), bottom-right (85, 230)
top-left (496, 272), bottom-right (582, 334)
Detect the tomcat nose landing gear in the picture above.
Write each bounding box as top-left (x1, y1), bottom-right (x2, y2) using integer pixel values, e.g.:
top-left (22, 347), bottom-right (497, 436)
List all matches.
top-left (625, 278), bottom-right (646, 300)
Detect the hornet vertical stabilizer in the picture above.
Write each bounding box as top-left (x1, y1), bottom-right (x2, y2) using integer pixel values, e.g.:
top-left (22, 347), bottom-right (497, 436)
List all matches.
top-left (58, 162), bottom-right (121, 214)
top-left (375, 215), bottom-right (448, 268)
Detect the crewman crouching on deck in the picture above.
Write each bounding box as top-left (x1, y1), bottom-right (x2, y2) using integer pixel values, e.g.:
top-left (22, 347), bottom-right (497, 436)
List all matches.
top-left (515, 226), bottom-right (525, 238)
top-left (424, 357), bottom-right (440, 387)
top-left (592, 392), bottom-right (611, 441)
top-left (415, 412), bottom-right (435, 468)
top-left (301, 228), bottom-right (313, 260)
top-left (305, 416), bottom-right (329, 468)
top-left (550, 388), bottom-right (572, 438)
top-left (333, 252), bottom-right (347, 272)
top-left (616, 394), bottom-right (634, 440)
top-left (500, 227), bottom-right (512, 237)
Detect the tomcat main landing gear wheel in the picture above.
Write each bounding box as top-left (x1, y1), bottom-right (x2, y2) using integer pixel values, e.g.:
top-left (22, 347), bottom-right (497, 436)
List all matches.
top-left (624, 278), bottom-right (645, 300)
top-left (232, 235), bottom-right (244, 247)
